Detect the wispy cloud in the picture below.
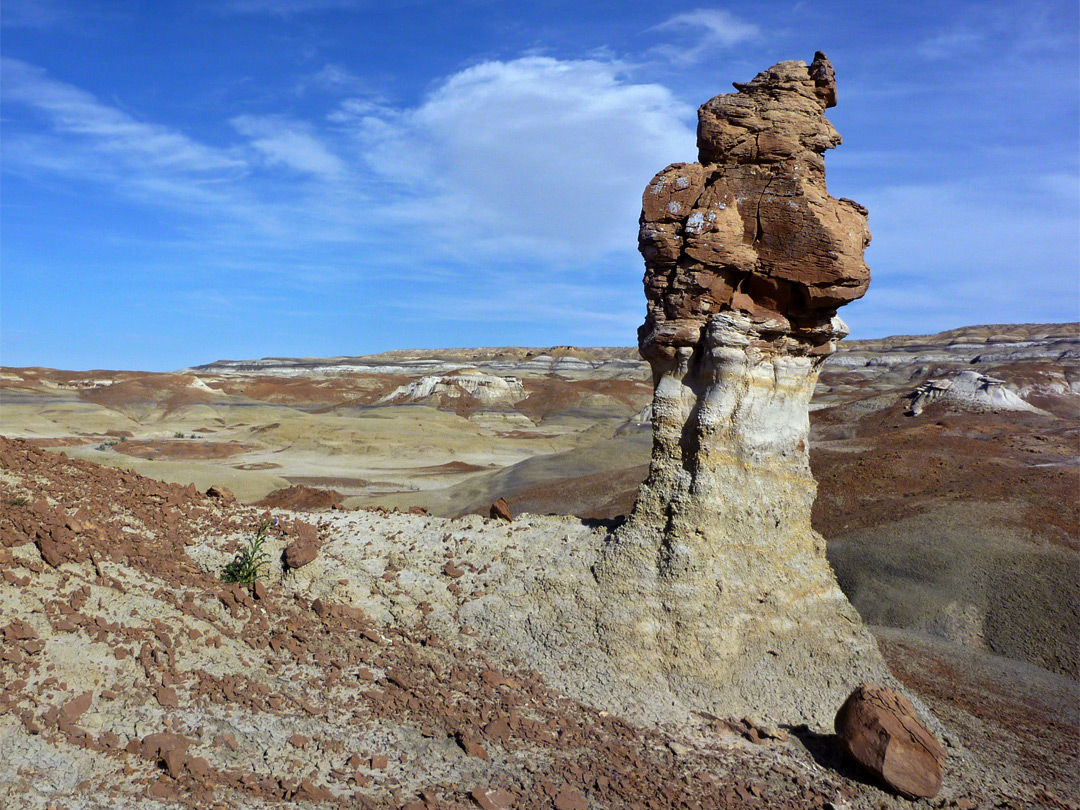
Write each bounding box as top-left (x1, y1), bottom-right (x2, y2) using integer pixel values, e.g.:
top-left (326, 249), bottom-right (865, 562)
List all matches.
top-left (915, 3), bottom-right (1075, 63)
top-left (2, 2), bottom-right (131, 37)
top-left (917, 27), bottom-right (984, 60)
top-left (297, 63), bottom-right (375, 95)
top-left (232, 115), bottom-right (347, 177)
top-left (2, 58), bottom-right (244, 175)
top-left (1, 58), bottom-right (376, 245)
top-left (387, 277), bottom-right (644, 344)
top-left (649, 9), bottom-right (759, 64)
top-left (0, 57), bottom-right (299, 249)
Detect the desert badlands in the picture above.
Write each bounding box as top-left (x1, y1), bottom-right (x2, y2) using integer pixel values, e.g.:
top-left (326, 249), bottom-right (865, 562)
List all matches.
top-left (2, 55), bottom-right (1078, 809)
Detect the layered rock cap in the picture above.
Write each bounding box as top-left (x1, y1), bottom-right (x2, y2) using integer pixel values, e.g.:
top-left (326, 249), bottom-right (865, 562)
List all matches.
top-left (637, 51), bottom-right (870, 359)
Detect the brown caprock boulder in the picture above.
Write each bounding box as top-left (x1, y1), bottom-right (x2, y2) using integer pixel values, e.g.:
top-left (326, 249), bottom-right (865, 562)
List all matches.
top-left (835, 683), bottom-right (946, 799)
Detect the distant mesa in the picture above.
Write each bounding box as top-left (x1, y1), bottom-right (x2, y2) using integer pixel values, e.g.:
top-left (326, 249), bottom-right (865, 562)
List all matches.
top-left (375, 369), bottom-right (532, 424)
top-left (186, 347), bottom-right (646, 381)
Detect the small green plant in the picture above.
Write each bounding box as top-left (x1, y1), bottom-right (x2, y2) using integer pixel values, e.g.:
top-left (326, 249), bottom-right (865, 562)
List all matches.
top-left (221, 520), bottom-right (272, 589)
top-left (95, 440), bottom-right (119, 451)
top-left (6, 496), bottom-right (29, 507)
top-left (173, 431), bottom-right (186, 439)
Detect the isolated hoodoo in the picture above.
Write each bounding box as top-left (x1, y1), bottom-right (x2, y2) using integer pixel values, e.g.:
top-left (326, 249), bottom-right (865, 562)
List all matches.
top-left (592, 52), bottom-right (892, 722)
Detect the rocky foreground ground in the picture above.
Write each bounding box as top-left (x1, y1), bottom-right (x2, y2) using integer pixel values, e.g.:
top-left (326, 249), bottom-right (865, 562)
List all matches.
top-left (1, 437), bottom-right (1077, 809)
top-left (4, 46), bottom-right (1077, 810)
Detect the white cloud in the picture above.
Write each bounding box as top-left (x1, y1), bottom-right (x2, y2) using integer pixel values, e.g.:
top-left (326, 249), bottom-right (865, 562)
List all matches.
top-left (349, 56), bottom-right (697, 261)
top-left (650, 9), bottom-right (759, 63)
top-left (3, 54), bottom-right (696, 268)
top-left (232, 115), bottom-right (347, 177)
top-left (0, 59), bottom-right (344, 249)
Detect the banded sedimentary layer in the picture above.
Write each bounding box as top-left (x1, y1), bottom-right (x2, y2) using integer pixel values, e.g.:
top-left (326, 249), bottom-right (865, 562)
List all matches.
top-left (592, 53), bottom-right (892, 722)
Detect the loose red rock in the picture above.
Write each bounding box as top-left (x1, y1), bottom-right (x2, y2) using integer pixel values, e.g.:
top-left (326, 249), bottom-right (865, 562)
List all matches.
top-left (455, 731), bottom-right (489, 760)
top-left (205, 485), bottom-right (236, 503)
top-left (156, 686), bottom-right (179, 709)
top-left (471, 786), bottom-right (516, 810)
top-left (554, 785), bottom-right (588, 810)
top-left (59, 692), bottom-right (93, 725)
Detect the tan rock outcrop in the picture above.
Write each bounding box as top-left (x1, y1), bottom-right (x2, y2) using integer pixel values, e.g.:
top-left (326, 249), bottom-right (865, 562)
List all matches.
top-left (905, 369), bottom-right (1047, 416)
top-left (591, 53), bottom-right (891, 723)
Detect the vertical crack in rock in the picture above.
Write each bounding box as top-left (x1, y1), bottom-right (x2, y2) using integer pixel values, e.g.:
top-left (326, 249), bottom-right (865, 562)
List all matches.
top-left (592, 52), bottom-right (894, 725)
top-left (752, 174), bottom-right (774, 245)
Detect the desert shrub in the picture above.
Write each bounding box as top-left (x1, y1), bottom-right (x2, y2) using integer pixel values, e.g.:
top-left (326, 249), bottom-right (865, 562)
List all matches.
top-left (222, 520), bottom-right (272, 589)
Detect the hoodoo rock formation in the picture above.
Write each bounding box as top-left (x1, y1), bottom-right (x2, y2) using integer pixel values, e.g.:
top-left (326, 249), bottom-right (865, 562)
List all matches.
top-left (592, 53), bottom-right (893, 722)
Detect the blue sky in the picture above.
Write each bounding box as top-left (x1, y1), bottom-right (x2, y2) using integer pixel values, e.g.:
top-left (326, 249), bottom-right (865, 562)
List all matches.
top-left (2, 0), bottom-right (1077, 370)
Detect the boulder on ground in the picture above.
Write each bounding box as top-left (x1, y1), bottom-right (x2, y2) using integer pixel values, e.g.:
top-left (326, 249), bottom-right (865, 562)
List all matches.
top-left (140, 732), bottom-right (192, 761)
top-left (281, 519), bottom-right (320, 569)
top-left (283, 538), bottom-right (318, 569)
top-left (489, 498), bottom-right (513, 522)
top-left (205, 485), bottom-right (236, 503)
top-left (834, 682), bottom-right (945, 799)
